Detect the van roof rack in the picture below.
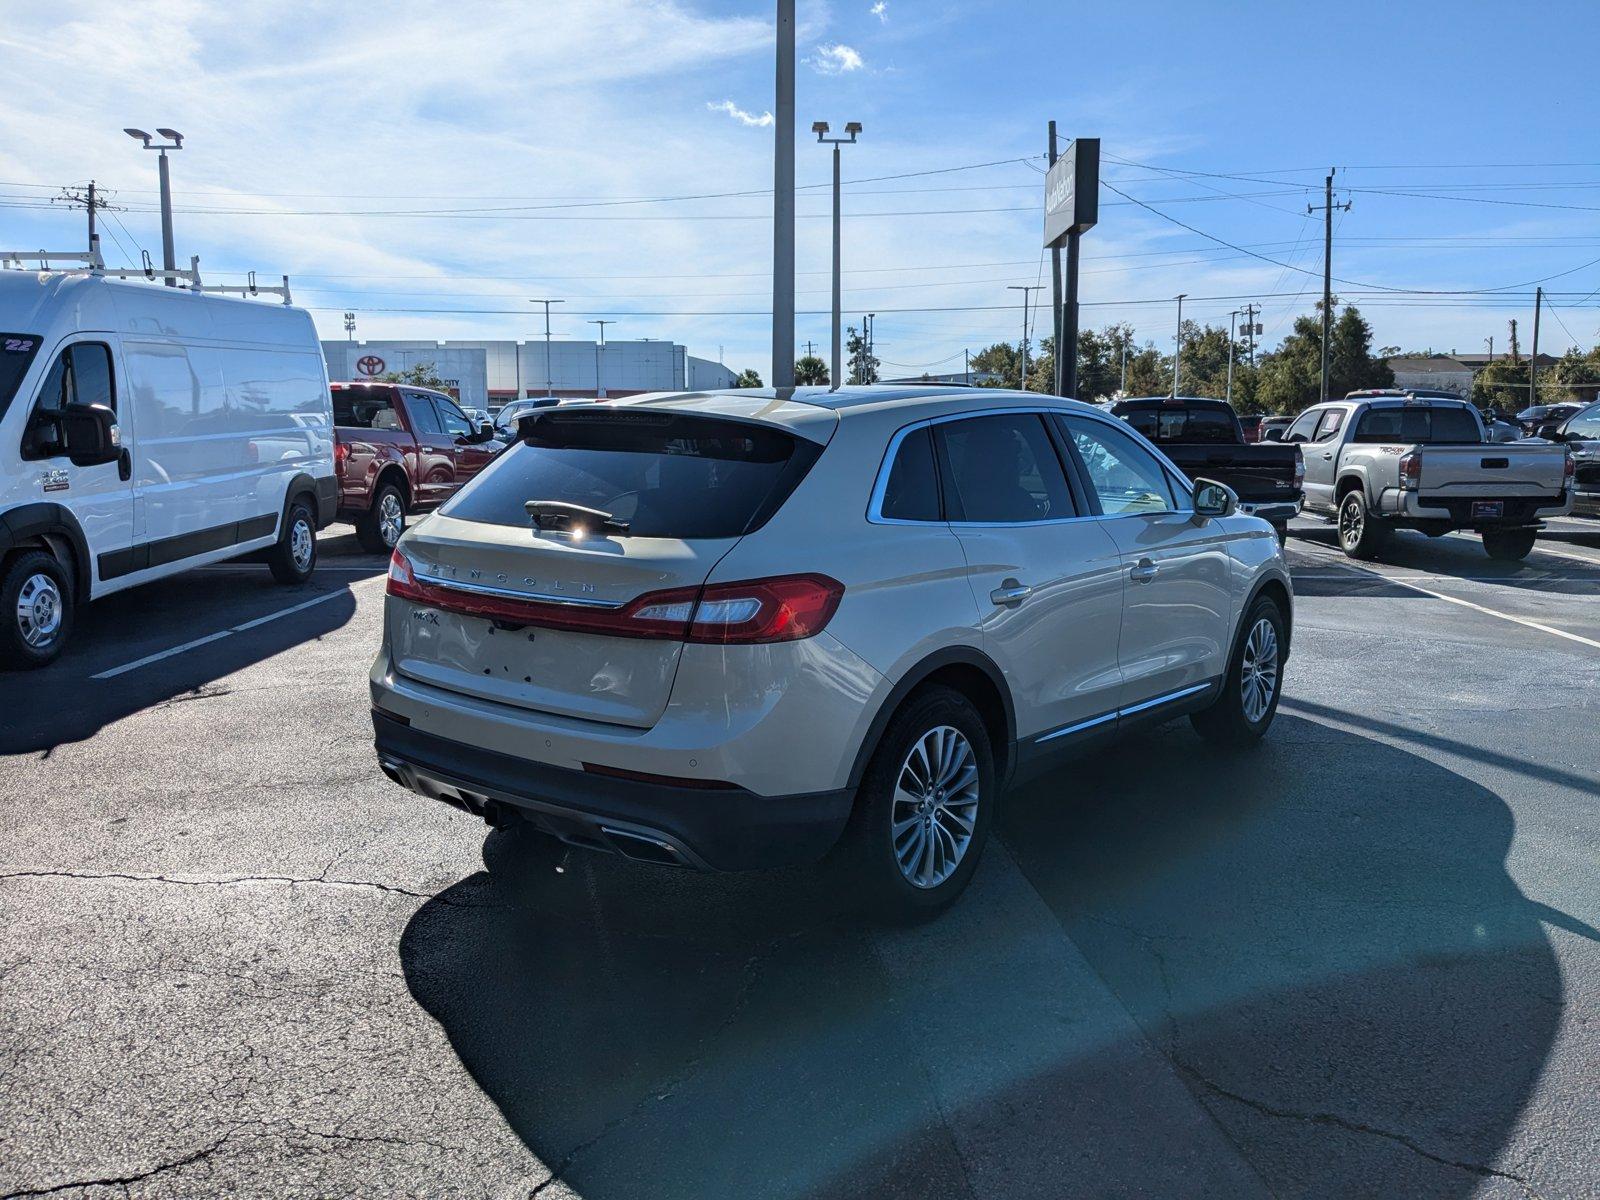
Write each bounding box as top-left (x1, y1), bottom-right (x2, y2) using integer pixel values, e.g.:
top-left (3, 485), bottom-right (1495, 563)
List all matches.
top-left (0, 246), bottom-right (292, 304)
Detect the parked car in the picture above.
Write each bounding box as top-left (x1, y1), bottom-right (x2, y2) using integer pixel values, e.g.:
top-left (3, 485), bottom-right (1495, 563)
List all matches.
top-left (1515, 403), bottom-right (1583, 439)
top-left (491, 396), bottom-right (596, 437)
top-left (332, 382), bottom-right (501, 553)
top-left (1296, 390), bottom-right (1573, 560)
top-left (0, 270), bottom-right (336, 668)
top-left (1237, 414), bottom-right (1264, 443)
top-left (1259, 416), bottom-right (1294, 443)
top-left (370, 386), bottom-right (1292, 919)
top-left (1109, 397), bottom-right (1303, 542)
top-left (1549, 400), bottom-right (1600, 517)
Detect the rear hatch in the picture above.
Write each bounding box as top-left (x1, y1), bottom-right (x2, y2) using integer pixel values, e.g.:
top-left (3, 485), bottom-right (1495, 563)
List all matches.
top-left (387, 405), bottom-right (824, 728)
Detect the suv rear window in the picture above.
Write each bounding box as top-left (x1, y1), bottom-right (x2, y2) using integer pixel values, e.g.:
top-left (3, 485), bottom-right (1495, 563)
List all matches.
top-left (332, 386), bottom-right (399, 429)
top-left (1121, 406), bottom-right (1237, 444)
top-left (1353, 406), bottom-right (1480, 445)
top-left (440, 409), bottom-right (820, 539)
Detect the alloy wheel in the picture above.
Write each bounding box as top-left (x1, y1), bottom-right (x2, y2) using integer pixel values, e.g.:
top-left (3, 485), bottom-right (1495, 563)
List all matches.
top-left (378, 493), bottom-right (404, 548)
top-left (1339, 496), bottom-right (1363, 550)
top-left (891, 725), bottom-right (980, 889)
top-left (1241, 617), bottom-right (1280, 724)
top-left (16, 572), bottom-right (63, 648)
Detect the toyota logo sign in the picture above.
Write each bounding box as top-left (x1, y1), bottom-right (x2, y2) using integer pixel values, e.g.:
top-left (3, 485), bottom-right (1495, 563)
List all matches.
top-left (356, 355), bottom-right (386, 376)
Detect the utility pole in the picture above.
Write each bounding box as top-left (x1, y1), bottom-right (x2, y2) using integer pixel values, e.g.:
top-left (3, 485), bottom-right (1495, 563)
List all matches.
top-left (1530, 287), bottom-right (1543, 407)
top-left (772, 0), bottom-right (796, 388)
top-left (866, 312), bottom-right (876, 382)
top-left (1485, 335), bottom-right (1494, 362)
top-left (1172, 294), bottom-right (1187, 397)
top-left (55, 181), bottom-right (118, 259)
top-left (529, 299), bottom-right (563, 397)
top-left (1120, 336), bottom-right (1128, 396)
top-left (1049, 122), bottom-right (1064, 396)
top-left (588, 319), bottom-right (613, 397)
top-left (1242, 301), bottom-right (1260, 365)
top-left (1308, 169), bottom-right (1351, 399)
top-left (1007, 285), bottom-right (1042, 390)
top-left (343, 311), bottom-right (356, 343)
top-left (1227, 308), bottom-right (1242, 405)
top-left (965, 348), bottom-right (971, 386)
top-left (124, 128), bottom-right (183, 285)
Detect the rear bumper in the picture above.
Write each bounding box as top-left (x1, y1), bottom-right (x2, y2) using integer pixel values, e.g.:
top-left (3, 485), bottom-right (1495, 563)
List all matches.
top-left (371, 708), bottom-right (855, 871)
top-left (1381, 488), bottom-right (1571, 525)
top-left (1238, 499), bottom-right (1301, 524)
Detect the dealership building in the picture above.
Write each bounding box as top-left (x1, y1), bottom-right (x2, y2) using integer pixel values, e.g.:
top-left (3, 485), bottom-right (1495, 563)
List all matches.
top-left (321, 338), bottom-right (738, 411)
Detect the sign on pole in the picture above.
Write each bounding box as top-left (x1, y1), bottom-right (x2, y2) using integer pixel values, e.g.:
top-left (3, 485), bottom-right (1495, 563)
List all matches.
top-left (1044, 137), bottom-right (1100, 249)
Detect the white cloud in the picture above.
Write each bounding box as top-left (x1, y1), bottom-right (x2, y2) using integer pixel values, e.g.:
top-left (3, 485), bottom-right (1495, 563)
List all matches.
top-left (870, 2), bottom-right (889, 22)
top-left (706, 100), bottom-right (774, 128)
top-left (810, 43), bottom-right (864, 74)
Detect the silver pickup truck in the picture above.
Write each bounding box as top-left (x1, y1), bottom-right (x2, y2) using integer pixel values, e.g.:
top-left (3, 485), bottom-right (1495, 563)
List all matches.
top-left (1281, 391), bottom-right (1573, 560)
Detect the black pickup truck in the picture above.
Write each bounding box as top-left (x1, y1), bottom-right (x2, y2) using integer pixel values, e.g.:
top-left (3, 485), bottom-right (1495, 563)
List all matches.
top-left (1110, 397), bottom-right (1304, 541)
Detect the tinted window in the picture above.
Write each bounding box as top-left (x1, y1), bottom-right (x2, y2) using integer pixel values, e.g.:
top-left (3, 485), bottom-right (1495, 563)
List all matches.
top-left (1313, 409), bottom-right (1345, 442)
top-left (433, 397), bottom-right (473, 438)
top-left (1285, 409), bottom-right (1322, 444)
top-left (937, 414), bottom-right (1074, 523)
top-left (406, 393), bottom-right (443, 435)
top-left (1565, 405), bottom-right (1600, 441)
top-left (0, 334), bottom-right (43, 422)
top-left (1353, 406), bottom-right (1480, 445)
top-left (880, 426), bottom-right (942, 521)
top-left (441, 411), bottom-right (815, 539)
top-left (1062, 416), bottom-right (1176, 516)
top-left (1121, 406), bottom-right (1237, 444)
top-left (22, 343), bottom-right (116, 460)
top-left (333, 387), bottom-right (399, 429)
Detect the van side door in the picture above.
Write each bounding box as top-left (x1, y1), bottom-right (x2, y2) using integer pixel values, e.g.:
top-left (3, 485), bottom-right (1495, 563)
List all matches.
top-left (18, 339), bottom-right (133, 592)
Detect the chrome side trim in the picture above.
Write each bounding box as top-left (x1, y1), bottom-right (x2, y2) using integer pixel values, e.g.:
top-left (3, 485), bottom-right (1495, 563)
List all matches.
top-left (412, 567), bottom-right (623, 609)
top-left (1032, 680), bottom-right (1215, 745)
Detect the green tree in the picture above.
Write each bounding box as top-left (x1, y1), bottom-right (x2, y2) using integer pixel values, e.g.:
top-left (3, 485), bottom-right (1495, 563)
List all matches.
top-left (1255, 300), bottom-right (1392, 414)
top-left (794, 355), bottom-right (830, 386)
top-left (1540, 346), bottom-right (1600, 405)
top-left (380, 361), bottom-right (454, 393)
top-left (732, 368), bottom-right (763, 388)
top-left (845, 326), bottom-right (880, 385)
top-left (968, 341), bottom-right (1024, 388)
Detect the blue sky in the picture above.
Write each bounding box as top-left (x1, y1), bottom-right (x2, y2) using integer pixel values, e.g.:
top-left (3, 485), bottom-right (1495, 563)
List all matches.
top-left (5, 0), bottom-right (1600, 381)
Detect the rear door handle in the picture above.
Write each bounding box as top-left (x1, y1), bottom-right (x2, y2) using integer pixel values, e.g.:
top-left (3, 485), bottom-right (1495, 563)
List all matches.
top-left (990, 580), bottom-right (1033, 606)
top-left (1129, 558), bottom-right (1158, 583)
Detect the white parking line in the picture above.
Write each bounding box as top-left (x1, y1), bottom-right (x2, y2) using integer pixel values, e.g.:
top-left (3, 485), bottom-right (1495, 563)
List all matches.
top-left (91, 590), bottom-right (350, 680)
top-left (1292, 542), bottom-right (1600, 652)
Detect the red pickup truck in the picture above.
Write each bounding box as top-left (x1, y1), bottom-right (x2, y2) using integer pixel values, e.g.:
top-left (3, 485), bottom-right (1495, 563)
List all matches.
top-left (332, 382), bottom-right (503, 552)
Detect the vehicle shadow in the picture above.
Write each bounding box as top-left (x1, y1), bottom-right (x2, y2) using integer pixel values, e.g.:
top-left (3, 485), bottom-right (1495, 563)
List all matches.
top-left (0, 562), bottom-right (374, 756)
top-left (399, 714), bottom-right (1587, 1198)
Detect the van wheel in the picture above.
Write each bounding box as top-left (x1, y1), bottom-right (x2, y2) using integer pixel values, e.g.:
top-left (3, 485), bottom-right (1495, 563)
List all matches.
top-left (839, 685), bottom-right (994, 923)
top-left (1337, 490), bottom-right (1386, 560)
top-left (0, 551), bottom-right (74, 670)
top-left (1483, 528), bottom-right (1536, 561)
top-left (268, 499), bottom-right (317, 585)
top-left (1191, 594), bottom-right (1285, 748)
top-left (357, 483), bottom-right (406, 554)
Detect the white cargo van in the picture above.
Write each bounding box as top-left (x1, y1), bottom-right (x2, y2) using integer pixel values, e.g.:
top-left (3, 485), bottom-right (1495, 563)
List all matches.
top-left (0, 270), bottom-right (336, 668)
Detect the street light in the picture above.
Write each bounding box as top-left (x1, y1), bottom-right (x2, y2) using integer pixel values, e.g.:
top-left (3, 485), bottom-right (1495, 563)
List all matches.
top-left (125, 126), bottom-right (182, 286)
top-left (588, 319), bottom-right (614, 398)
top-left (1172, 294), bottom-right (1188, 398)
top-left (528, 299), bottom-right (564, 397)
top-left (813, 120), bottom-right (861, 390)
top-left (1007, 285), bottom-right (1041, 390)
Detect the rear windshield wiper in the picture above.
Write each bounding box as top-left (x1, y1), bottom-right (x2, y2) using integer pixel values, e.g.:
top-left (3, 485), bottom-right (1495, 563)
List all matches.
top-left (524, 500), bottom-right (631, 537)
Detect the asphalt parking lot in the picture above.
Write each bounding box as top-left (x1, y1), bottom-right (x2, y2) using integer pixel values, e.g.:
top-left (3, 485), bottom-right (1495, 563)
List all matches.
top-left (3, 517), bottom-right (1599, 1198)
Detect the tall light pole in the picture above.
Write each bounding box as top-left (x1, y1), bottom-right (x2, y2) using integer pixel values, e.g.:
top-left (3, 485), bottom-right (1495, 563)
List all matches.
top-left (772, 0), bottom-right (796, 388)
top-left (529, 299), bottom-right (563, 397)
top-left (1120, 334), bottom-right (1129, 396)
top-left (1227, 308), bottom-right (1243, 405)
top-left (124, 127), bottom-right (182, 285)
top-left (1008, 285), bottom-right (1042, 390)
top-left (813, 120), bottom-right (862, 390)
top-left (1172, 294), bottom-right (1187, 398)
top-left (588, 319), bottom-right (614, 398)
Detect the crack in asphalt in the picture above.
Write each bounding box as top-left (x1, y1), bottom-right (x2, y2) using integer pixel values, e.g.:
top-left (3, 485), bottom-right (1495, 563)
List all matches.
top-left (1169, 1056), bottom-right (1545, 1199)
top-left (0, 1130), bottom-right (234, 1198)
top-left (0, 868), bottom-right (494, 908)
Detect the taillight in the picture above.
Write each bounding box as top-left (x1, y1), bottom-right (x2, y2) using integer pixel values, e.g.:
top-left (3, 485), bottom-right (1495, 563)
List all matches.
top-left (1399, 452), bottom-right (1421, 489)
top-left (386, 552), bottom-right (843, 645)
top-left (1565, 453), bottom-right (1577, 482)
top-left (334, 441), bottom-right (349, 473)
top-left (685, 574), bottom-right (844, 644)
top-left (1293, 447), bottom-right (1305, 484)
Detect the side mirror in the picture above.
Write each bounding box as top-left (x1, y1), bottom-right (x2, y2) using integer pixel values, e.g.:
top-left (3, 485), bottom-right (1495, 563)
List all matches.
top-left (1262, 427), bottom-right (1285, 442)
top-left (478, 420), bottom-right (496, 442)
top-left (62, 402), bottom-right (121, 467)
top-left (1192, 477), bottom-right (1237, 519)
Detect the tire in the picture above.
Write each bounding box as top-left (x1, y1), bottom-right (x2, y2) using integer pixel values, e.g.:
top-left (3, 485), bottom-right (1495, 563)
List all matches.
top-left (267, 498), bottom-right (317, 585)
top-left (356, 482), bottom-right (406, 554)
top-left (1272, 521), bottom-right (1288, 547)
top-left (838, 684), bottom-right (995, 923)
top-left (1337, 489), bottom-right (1387, 560)
top-left (1483, 528), bottom-right (1536, 562)
top-left (0, 550), bottom-right (74, 670)
top-left (1191, 594), bottom-right (1286, 748)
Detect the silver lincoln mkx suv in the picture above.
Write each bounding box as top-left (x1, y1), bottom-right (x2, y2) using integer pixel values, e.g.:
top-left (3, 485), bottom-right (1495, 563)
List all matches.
top-left (370, 386), bottom-right (1292, 919)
